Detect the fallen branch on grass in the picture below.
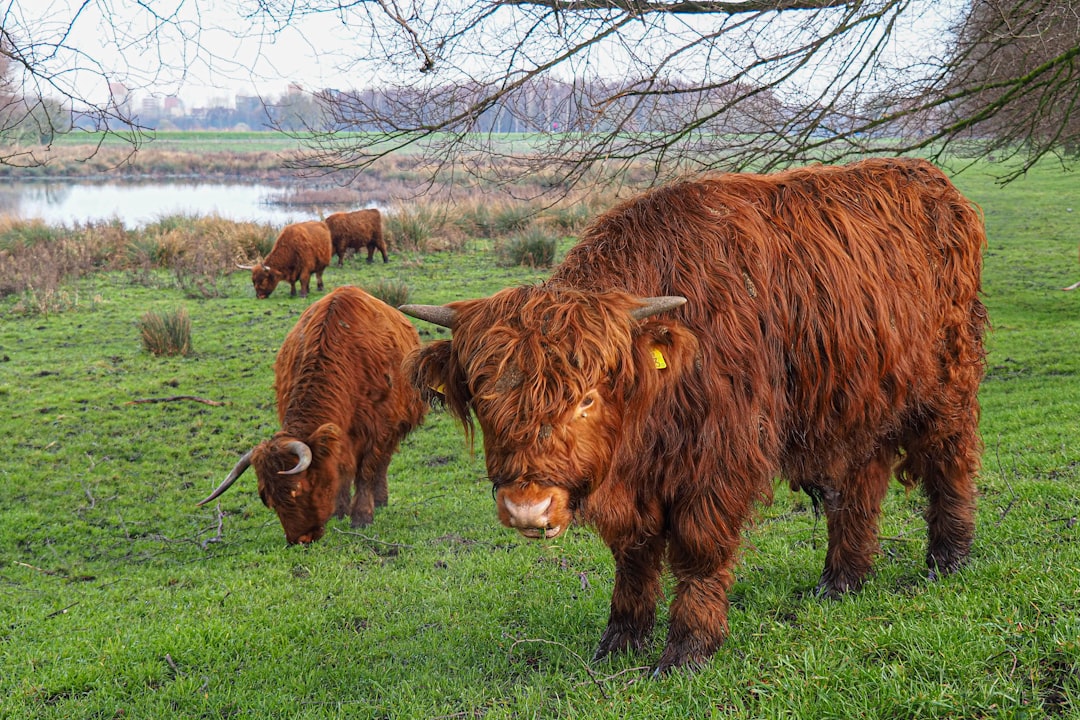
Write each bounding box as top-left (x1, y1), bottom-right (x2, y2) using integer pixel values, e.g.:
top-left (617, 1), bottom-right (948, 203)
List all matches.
top-left (127, 395), bottom-right (226, 406)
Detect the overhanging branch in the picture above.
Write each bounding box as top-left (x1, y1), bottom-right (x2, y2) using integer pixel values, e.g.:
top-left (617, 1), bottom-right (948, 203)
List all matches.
top-left (497, 0), bottom-right (854, 12)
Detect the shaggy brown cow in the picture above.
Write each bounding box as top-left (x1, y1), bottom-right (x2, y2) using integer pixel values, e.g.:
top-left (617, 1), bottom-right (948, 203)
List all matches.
top-left (243, 220), bottom-right (332, 299)
top-left (401, 158), bottom-right (987, 673)
top-left (325, 208), bottom-right (387, 265)
top-left (197, 286), bottom-right (427, 544)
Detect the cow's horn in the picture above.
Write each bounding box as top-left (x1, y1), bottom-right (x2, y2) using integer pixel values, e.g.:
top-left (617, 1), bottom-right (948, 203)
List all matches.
top-left (279, 440), bottom-right (312, 475)
top-left (630, 296), bottom-right (688, 319)
top-left (196, 449), bottom-right (253, 506)
top-left (399, 304), bottom-right (457, 328)
top-left (236, 263), bottom-right (255, 270)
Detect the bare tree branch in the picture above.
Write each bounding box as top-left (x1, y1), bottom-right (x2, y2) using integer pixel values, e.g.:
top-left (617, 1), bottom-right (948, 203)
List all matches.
top-left (499, 0), bottom-right (853, 11)
top-left (3, 0), bottom-right (1077, 190)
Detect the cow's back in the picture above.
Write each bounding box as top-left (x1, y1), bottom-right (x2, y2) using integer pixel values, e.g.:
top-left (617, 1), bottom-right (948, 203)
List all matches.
top-left (552, 157), bottom-right (986, 475)
top-left (268, 221), bottom-right (332, 281)
top-left (274, 286), bottom-right (424, 442)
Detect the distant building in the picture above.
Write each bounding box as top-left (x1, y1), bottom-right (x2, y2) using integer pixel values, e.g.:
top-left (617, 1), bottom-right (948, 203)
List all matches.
top-left (108, 82), bottom-right (132, 117)
top-left (163, 95), bottom-right (184, 118)
top-left (140, 96), bottom-right (161, 117)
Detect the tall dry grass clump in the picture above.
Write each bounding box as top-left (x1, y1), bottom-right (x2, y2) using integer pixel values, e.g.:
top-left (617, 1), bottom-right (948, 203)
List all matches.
top-left (0, 218), bottom-right (130, 302)
top-left (134, 214), bottom-right (276, 297)
top-left (385, 202), bottom-right (440, 253)
top-left (364, 278), bottom-right (411, 308)
top-left (138, 306), bottom-right (193, 356)
top-left (494, 223), bottom-right (559, 268)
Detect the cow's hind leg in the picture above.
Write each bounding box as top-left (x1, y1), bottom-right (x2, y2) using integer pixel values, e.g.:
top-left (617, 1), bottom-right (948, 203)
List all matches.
top-left (814, 450), bottom-right (892, 598)
top-left (350, 448), bottom-right (394, 527)
top-left (898, 407), bottom-right (980, 580)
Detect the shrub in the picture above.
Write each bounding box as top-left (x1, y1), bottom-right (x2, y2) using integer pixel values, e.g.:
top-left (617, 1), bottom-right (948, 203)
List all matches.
top-left (386, 203), bottom-right (437, 253)
top-left (544, 202), bottom-right (594, 233)
top-left (495, 224), bottom-right (559, 268)
top-left (365, 278), bottom-right (410, 308)
top-left (490, 201), bottom-right (538, 236)
top-left (138, 307), bottom-right (193, 356)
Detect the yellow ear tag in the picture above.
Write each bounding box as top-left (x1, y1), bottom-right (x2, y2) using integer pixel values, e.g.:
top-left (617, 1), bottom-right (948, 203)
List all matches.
top-left (431, 383), bottom-right (446, 394)
top-left (651, 348), bottom-right (668, 370)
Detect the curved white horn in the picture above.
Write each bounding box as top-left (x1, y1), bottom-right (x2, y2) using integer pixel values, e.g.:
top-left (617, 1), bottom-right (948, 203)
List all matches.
top-left (196, 449), bottom-right (253, 506)
top-left (278, 440), bottom-right (312, 475)
top-left (399, 304), bottom-right (458, 328)
top-left (630, 296), bottom-right (688, 320)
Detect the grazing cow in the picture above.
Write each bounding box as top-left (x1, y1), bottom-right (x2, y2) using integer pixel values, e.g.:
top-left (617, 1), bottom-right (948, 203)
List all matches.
top-left (197, 285), bottom-right (427, 544)
top-left (401, 158), bottom-right (987, 673)
top-left (325, 208), bottom-right (387, 265)
top-left (242, 220), bottom-right (332, 299)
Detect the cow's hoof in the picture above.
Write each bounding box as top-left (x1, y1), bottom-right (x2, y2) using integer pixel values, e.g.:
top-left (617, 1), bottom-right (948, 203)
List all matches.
top-left (592, 623), bottom-right (650, 662)
top-left (653, 640), bottom-right (710, 676)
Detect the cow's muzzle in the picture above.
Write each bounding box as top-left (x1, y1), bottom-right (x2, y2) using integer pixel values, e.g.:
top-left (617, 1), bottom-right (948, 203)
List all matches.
top-left (496, 486), bottom-right (571, 540)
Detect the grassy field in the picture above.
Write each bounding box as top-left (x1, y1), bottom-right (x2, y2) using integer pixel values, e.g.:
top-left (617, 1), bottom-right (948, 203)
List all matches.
top-left (1, 159), bottom-right (1079, 719)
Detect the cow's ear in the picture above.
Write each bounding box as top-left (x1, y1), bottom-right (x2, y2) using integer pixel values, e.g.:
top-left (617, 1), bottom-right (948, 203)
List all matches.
top-left (406, 340), bottom-right (452, 401)
top-left (405, 340), bottom-right (475, 431)
top-left (309, 423), bottom-right (341, 463)
top-left (631, 319), bottom-right (698, 384)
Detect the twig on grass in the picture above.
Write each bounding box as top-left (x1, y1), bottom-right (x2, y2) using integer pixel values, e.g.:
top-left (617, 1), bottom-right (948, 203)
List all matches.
top-left (165, 653), bottom-right (184, 678)
top-left (46, 601), bottom-right (80, 619)
top-left (509, 638), bottom-right (610, 700)
top-left (14, 561), bottom-right (61, 576)
top-left (127, 395), bottom-right (226, 406)
top-left (993, 438), bottom-right (1020, 527)
top-left (200, 504), bottom-right (226, 549)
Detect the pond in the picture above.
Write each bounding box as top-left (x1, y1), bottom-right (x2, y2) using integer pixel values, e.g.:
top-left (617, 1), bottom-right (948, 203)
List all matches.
top-left (0, 179), bottom-right (330, 228)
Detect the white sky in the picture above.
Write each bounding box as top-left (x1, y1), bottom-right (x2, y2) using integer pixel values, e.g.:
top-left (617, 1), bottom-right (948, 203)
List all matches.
top-left (10, 1), bottom-right (962, 111)
top-left (12, 0), bottom-right (377, 108)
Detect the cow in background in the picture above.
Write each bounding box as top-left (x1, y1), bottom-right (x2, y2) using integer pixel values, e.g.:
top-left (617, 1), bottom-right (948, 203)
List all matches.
top-left (241, 220), bottom-right (332, 298)
top-left (325, 208), bottom-right (387, 265)
top-left (402, 158), bottom-right (987, 673)
top-left (198, 286), bottom-right (427, 544)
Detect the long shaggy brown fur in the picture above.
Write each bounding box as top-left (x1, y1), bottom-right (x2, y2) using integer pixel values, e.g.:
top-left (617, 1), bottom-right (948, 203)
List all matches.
top-left (251, 220), bottom-right (333, 298)
top-left (251, 286), bottom-right (427, 543)
top-left (407, 157), bottom-right (987, 673)
top-left (325, 209), bottom-right (387, 265)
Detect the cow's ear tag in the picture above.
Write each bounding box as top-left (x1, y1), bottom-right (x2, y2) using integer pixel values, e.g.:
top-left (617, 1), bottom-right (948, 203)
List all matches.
top-left (431, 383), bottom-right (446, 394)
top-left (651, 347), bottom-right (668, 370)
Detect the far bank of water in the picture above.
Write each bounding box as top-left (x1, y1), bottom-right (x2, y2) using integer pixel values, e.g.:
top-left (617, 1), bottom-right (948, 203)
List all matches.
top-left (0, 180), bottom-right (332, 228)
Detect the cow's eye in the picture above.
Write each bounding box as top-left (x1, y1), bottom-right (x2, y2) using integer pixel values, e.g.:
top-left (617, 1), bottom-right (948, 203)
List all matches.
top-left (577, 391), bottom-right (598, 419)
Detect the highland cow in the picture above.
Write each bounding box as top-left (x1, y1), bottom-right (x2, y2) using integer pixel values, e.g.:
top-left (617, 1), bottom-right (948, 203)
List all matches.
top-left (198, 286), bottom-right (427, 544)
top-left (325, 209), bottom-right (387, 265)
top-left (242, 220), bottom-right (332, 299)
top-left (401, 158), bottom-right (987, 673)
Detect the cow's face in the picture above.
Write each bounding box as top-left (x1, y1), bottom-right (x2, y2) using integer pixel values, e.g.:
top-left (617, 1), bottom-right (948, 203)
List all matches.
top-left (251, 265), bottom-right (282, 299)
top-left (252, 426), bottom-right (341, 544)
top-left (405, 288), bottom-right (691, 540)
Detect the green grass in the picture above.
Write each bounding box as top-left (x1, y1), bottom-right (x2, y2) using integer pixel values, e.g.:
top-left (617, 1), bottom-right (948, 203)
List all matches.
top-left (2, 159), bottom-right (1080, 718)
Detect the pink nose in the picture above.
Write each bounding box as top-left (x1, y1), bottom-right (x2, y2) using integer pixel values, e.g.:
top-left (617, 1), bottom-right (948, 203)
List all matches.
top-left (502, 495), bottom-right (552, 530)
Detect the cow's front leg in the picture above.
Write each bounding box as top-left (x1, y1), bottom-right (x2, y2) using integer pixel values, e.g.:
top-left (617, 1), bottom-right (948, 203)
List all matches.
top-left (656, 499), bottom-right (742, 673)
top-left (656, 570), bottom-right (733, 673)
top-left (593, 532), bottom-right (665, 662)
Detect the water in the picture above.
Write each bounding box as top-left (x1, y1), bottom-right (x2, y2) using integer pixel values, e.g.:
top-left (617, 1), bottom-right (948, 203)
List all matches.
top-left (0, 180), bottom-right (321, 228)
